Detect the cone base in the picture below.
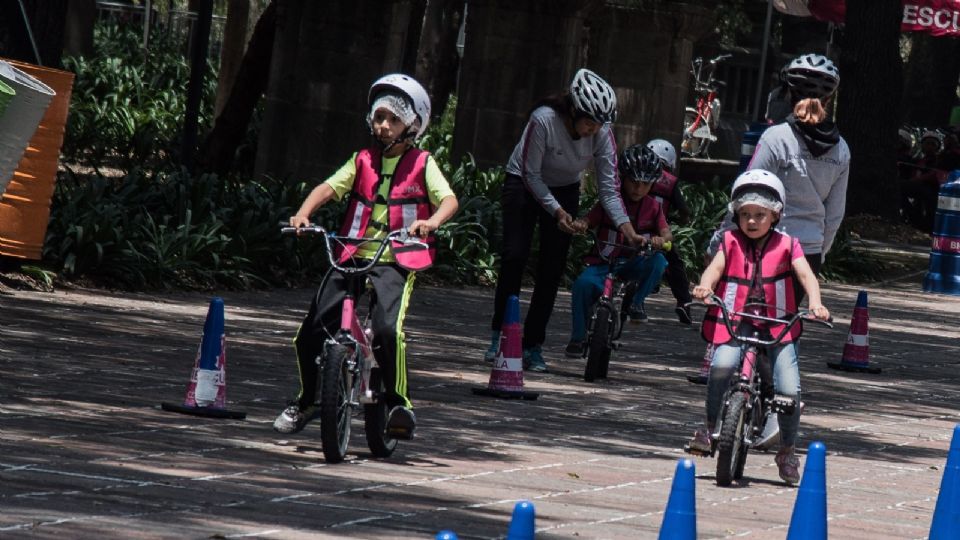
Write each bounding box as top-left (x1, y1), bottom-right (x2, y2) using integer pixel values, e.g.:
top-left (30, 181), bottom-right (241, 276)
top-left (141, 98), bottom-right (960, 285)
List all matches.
top-left (827, 361), bottom-right (881, 374)
top-left (160, 402), bottom-right (248, 419)
top-left (686, 374), bottom-right (708, 385)
top-left (471, 387), bottom-right (539, 400)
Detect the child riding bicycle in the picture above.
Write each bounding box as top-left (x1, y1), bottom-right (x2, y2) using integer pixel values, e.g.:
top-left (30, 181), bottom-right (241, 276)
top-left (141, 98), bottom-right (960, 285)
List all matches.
top-left (685, 169), bottom-right (830, 484)
top-left (273, 74), bottom-right (459, 440)
top-left (565, 145), bottom-right (672, 356)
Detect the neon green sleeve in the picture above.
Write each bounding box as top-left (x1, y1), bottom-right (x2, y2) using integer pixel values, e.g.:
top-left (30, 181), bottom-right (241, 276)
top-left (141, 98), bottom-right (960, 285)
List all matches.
top-left (323, 153), bottom-right (359, 201)
top-left (424, 154), bottom-right (455, 207)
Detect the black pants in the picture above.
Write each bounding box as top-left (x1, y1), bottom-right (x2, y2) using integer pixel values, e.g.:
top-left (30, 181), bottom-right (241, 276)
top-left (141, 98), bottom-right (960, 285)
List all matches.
top-left (491, 174), bottom-right (580, 348)
top-left (663, 247), bottom-right (692, 305)
top-left (294, 264), bottom-right (415, 410)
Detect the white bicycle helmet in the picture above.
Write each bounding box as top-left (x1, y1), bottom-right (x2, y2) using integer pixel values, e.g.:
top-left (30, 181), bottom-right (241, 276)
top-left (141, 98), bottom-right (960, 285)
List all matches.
top-left (730, 169), bottom-right (785, 216)
top-left (569, 68), bottom-right (617, 124)
top-left (921, 129), bottom-right (943, 150)
top-left (368, 73), bottom-right (432, 140)
top-left (784, 53), bottom-right (839, 99)
top-left (646, 138), bottom-right (677, 170)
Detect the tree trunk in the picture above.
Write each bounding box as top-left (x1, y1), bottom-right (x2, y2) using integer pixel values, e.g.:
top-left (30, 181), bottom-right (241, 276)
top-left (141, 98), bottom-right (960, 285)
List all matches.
top-left (64, 0), bottom-right (96, 59)
top-left (200, 1), bottom-right (277, 176)
top-left (0, 0), bottom-right (68, 67)
top-left (414, 0), bottom-right (463, 118)
top-left (215, 0), bottom-right (253, 117)
top-left (837, 0), bottom-right (902, 218)
top-left (901, 33), bottom-right (960, 127)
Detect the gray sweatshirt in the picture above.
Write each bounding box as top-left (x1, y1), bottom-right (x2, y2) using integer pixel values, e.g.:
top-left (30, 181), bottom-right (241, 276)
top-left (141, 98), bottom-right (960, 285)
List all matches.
top-left (708, 122), bottom-right (850, 260)
top-left (506, 106), bottom-right (627, 226)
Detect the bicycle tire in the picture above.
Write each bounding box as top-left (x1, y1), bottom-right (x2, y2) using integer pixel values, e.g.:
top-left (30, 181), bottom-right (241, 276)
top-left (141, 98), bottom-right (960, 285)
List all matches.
top-left (364, 367), bottom-right (398, 458)
top-left (681, 110), bottom-right (706, 157)
top-left (716, 391), bottom-right (747, 487)
top-left (320, 344), bottom-right (353, 463)
top-left (585, 305), bottom-right (613, 382)
top-left (734, 398), bottom-right (761, 480)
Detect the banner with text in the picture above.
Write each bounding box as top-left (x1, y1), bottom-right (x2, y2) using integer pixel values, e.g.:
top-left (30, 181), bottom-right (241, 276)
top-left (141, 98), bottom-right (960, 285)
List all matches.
top-left (800, 0), bottom-right (960, 37)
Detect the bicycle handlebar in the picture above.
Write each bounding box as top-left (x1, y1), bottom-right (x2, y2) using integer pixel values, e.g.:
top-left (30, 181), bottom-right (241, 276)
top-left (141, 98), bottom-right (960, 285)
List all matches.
top-left (586, 230), bottom-right (671, 265)
top-left (710, 54), bottom-right (732, 64)
top-left (686, 293), bottom-right (833, 347)
top-left (280, 224), bottom-right (428, 274)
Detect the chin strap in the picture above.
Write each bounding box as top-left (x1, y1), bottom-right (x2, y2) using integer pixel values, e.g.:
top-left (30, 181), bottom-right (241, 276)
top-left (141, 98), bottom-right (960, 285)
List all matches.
top-left (372, 126), bottom-right (417, 154)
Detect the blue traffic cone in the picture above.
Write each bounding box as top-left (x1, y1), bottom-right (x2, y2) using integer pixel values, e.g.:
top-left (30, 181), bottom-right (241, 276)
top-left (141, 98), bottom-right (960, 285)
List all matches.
top-left (161, 297), bottom-right (246, 419)
top-left (435, 530), bottom-right (458, 540)
top-left (658, 459), bottom-right (696, 539)
top-left (930, 425), bottom-right (960, 539)
top-left (787, 441), bottom-right (827, 539)
top-left (473, 295), bottom-right (539, 400)
top-left (506, 500), bottom-right (535, 540)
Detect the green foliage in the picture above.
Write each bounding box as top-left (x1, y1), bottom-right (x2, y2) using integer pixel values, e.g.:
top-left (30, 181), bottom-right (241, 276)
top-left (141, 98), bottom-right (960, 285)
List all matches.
top-left (716, 0), bottom-right (752, 49)
top-left (62, 21), bottom-right (217, 172)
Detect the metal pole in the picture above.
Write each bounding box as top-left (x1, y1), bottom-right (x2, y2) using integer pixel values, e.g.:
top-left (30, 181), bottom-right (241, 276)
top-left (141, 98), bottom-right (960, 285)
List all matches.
top-left (16, 0), bottom-right (42, 65)
top-left (143, 0), bottom-right (152, 49)
top-left (752, 0), bottom-right (774, 122)
top-left (181, 0), bottom-right (213, 172)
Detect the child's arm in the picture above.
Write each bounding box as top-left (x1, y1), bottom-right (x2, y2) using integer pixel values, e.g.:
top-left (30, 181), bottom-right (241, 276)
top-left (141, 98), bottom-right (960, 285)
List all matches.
top-left (693, 250), bottom-right (726, 301)
top-left (792, 256), bottom-right (831, 320)
top-left (650, 225), bottom-right (673, 249)
top-left (291, 183), bottom-right (337, 228)
top-left (409, 194), bottom-right (459, 237)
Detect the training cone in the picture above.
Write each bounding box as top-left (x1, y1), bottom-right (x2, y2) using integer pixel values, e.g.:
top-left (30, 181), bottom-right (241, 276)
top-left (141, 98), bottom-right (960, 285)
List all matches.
top-left (686, 343), bottom-right (713, 385)
top-left (658, 459), bottom-right (696, 539)
top-left (472, 295), bottom-right (539, 400)
top-left (787, 441), bottom-right (827, 540)
top-left (506, 500), bottom-right (535, 540)
top-left (161, 297), bottom-right (246, 419)
top-left (827, 290), bottom-right (880, 374)
top-left (929, 425), bottom-right (960, 539)
top-left (435, 530), bottom-right (458, 540)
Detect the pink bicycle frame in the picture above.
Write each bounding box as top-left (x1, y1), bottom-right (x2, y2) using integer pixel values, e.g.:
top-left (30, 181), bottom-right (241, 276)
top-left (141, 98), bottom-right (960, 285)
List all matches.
top-left (340, 295), bottom-right (375, 398)
top-left (688, 90), bottom-right (716, 132)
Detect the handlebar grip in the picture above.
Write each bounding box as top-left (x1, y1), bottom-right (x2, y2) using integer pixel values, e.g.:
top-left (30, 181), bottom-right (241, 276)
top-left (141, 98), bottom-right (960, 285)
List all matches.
top-left (662, 241), bottom-right (672, 252)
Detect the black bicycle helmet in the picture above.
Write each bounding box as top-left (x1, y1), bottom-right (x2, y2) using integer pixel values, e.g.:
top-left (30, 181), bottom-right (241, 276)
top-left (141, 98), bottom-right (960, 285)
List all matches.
top-left (619, 145), bottom-right (663, 183)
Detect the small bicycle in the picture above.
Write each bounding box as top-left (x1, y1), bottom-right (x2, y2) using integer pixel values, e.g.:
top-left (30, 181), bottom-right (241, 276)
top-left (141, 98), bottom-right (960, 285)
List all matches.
top-left (280, 225), bottom-right (427, 463)
top-left (686, 294), bottom-right (832, 486)
top-left (681, 53), bottom-right (731, 159)
top-left (581, 233), bottom-right (671, 383)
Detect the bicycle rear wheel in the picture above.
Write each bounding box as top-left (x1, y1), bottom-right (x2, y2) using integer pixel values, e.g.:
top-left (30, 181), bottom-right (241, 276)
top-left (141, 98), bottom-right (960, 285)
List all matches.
top-left (585, 305), bottom-right (613, 382)
top-left (320, 344), bottom-right (353, 463)
top-left (364, 367), bottom-right (398, 458)
top-left (716, 391), bottom-right (747, 487)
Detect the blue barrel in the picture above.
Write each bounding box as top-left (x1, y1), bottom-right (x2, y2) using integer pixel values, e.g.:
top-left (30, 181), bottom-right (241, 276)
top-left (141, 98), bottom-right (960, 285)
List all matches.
top-left (923, 171), bottom-right (960, 295)
top-left (739, 122), bottom-right (771, 173)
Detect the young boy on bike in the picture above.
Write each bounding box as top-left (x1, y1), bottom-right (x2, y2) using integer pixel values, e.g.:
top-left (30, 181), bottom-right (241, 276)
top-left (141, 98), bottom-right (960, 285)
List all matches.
top-left (565, 145), bottom-right (672, 356)
top-left (626, 138), bottom-right (694, 324)
top-left (684, 169), bottom-right (830, 484)
top-left (274, 74), bottom-right (459, 440)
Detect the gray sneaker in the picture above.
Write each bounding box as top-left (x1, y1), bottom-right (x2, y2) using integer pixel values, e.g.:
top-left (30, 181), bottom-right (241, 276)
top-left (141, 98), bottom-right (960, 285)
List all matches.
top-left (272, 403), bottom-right (318, 434)
top-left (524, 345), bottom-right (548, 372)
top-left (386, 406), bottom-right (417, 440)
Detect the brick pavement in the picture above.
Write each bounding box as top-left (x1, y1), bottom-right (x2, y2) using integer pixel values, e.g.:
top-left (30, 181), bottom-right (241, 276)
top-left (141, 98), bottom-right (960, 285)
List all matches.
top-left (0, 278), bottom-right (958, 539)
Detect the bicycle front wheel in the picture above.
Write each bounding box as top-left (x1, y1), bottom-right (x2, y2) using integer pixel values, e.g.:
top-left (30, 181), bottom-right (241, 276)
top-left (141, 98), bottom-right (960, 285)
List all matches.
top-left (716, 391), bottom-right (747, 487)
top-left (585, 304), bottom-right (613, 382)
top-left (320, 344), bottom-right (353, 463)
top-left (364, 367), bottom-right (398, 458)
top-left (681, 110), bottom-right (706, 157)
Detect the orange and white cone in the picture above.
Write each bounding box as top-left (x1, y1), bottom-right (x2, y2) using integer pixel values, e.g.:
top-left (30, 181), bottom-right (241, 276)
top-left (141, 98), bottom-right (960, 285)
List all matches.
top-left (828, 290), bottom-right (880, 374)
top-left (161, 297), bottom-right (247, 418)
top-left (472, 295), bottom-right (539, 400)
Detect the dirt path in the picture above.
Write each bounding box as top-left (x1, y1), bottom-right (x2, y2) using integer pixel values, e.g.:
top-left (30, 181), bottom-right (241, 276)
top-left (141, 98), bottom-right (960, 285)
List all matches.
top-left (0, 274), bottom-right (958, 539)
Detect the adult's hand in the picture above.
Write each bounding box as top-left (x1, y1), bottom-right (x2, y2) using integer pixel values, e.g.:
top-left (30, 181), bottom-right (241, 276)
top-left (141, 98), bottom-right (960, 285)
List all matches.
top-left (556, 208), bottom-right (578, 234)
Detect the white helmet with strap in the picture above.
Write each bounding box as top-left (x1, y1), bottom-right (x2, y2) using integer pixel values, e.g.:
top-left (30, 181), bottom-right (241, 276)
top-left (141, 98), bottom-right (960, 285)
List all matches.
top-left (368, 73), bottom-right (432, 141)
top-left (646, 138), bottom-right (677, 170)
top-left (569, 68), bottom-right (617, 124)
top-left (730, 169), bottom-right (785, 216)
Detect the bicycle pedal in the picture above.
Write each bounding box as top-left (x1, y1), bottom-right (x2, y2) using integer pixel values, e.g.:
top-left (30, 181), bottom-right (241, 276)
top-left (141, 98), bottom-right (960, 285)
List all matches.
top-left (683, 444), bottom-right (712, 458)
top-left (769, 395), bottom-right (796, 415)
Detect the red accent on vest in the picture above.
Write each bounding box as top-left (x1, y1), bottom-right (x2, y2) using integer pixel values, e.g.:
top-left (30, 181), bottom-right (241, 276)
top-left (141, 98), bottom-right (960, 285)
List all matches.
top-left (583, 197), bottom-right (662, 265)
top-left (337, 147), bottom-right (435, 271)
top-left (650, 171), bottom-right (678, 215)
top-left (700, 230), bottom-right (801, 345)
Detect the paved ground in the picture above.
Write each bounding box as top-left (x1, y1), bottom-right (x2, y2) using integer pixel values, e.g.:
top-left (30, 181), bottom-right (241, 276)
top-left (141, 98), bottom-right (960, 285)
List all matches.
top-left (1, 270), bottom-right (959, 539)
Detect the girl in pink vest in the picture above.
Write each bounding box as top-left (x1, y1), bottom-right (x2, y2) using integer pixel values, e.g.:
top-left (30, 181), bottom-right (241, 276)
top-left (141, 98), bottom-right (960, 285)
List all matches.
top-left (273, 75), bottom-right (459, 441)
top-left (685, 169), bottom-right (830, 484)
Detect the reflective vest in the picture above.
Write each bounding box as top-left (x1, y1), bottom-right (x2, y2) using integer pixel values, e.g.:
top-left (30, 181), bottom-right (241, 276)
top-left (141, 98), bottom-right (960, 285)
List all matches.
top-left (337, 147), bottom-right (435, 271)
top-left (700, 229), bottom-right (801, 345)
top-left (650, 171), bottom-right (678, 215)
top-left (583, 197), bottom-right (661, 265)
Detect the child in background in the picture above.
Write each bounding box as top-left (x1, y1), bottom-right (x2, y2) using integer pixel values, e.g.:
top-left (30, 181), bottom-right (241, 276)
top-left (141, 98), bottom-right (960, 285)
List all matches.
top-left (684, 169), bottom-right (830, 484)
top-left (565, 145), bottom-right (672, 356)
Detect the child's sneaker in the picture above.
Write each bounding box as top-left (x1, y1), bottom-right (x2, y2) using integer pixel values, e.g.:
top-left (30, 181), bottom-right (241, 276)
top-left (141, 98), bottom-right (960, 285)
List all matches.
top-left (628, 303), bottom-right (648, 323)
top-left (684, 428), bottom-right (712, 456)
top-left (675, 304), bottom-right (693, 325)
top-left (523, 345), bottom-right (547, 372)
top-left (775, 447), bottom-right (801, 484)
top-left (272, 402), bottom-right (319, 434)
top-left (483, 330), bottom-right (501, 363)
top-left (565, 340), bottom-right (584, 358)
top-left (386, 406), bottom-right (417, 440)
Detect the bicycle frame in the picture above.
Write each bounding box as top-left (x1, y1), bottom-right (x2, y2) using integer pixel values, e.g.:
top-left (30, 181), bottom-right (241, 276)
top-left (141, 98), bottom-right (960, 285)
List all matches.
top-left (682, 54), bottom-right (730, 158)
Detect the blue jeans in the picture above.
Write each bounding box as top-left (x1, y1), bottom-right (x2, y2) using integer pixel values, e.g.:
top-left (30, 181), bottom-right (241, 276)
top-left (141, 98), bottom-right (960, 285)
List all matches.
top-left (569, 253), bottom-right (668, 342)
top-left (705, 337), bottom-right (802, 448)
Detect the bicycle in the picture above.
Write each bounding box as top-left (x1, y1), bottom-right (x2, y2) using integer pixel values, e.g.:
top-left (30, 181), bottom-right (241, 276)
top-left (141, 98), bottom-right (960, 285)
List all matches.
top-left (686, 294), bottom-right (832, 487)
top-left (681, 53), bottom-right (731, 159)
top-left (580, 232), bottom-right (671, 383)
top-left (280, 225), bottom-right (428, 463)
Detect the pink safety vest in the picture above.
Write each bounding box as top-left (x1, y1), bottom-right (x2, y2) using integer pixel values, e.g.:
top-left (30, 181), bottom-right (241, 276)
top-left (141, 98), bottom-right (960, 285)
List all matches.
top-left (337, 147), bottom-right (435, 271)
top-left (700, 229), bottom-right (801, 345)
top-left (583, 197), bottom-right (663, 265)
top-left (650, 171), bottom-right (678, 215)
